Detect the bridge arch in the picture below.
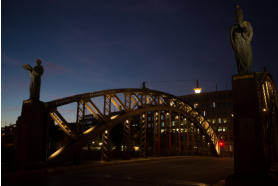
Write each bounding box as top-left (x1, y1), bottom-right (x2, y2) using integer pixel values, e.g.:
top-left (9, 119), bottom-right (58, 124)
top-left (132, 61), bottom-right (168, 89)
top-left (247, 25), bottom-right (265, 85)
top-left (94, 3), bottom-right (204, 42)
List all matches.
top-left (46, 88), bottom-right (220, 162)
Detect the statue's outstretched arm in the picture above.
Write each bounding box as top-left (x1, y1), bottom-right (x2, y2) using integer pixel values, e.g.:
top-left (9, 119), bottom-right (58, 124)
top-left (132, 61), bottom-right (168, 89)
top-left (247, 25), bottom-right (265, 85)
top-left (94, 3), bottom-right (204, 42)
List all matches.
top-left (23, 64), bottom-right (33, 72)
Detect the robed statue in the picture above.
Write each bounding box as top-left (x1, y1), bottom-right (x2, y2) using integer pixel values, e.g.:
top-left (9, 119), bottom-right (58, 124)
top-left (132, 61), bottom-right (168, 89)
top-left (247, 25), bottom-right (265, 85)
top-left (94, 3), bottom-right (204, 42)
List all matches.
top-left (23, 59), bottom-right (44, 100)
top-left (230, 5), bottom-right (253, 74)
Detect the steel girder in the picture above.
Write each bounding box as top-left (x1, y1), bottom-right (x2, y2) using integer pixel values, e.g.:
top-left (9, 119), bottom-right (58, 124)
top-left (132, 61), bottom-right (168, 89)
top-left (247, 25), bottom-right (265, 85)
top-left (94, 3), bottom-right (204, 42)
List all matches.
top-left (45, 88), bottom-right (221, 162)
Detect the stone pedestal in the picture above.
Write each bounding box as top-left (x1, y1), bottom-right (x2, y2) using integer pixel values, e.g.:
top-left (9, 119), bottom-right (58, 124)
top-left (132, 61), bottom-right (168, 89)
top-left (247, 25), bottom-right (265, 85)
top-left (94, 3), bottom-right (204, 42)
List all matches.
top-left (226, 72), bottom-right (276, 185)
top-left (232, 73), bottom-right (268, 174)
top-left (16, 100), bottom-right (49, 168)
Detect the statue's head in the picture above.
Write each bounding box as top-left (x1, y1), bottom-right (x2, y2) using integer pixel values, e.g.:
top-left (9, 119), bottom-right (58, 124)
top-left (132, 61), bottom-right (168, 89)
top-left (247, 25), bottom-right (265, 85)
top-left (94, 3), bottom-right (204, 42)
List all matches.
top-left (36, 59), bottom-right (42, 65)
top-left (235, 5), bottom-right (244, 24)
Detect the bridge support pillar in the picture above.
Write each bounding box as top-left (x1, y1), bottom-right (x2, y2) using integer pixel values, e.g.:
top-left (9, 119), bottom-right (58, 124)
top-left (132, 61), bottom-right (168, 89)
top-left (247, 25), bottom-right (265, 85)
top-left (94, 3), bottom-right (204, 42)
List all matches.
top-left (123, 119), bottom-right (131, 159)
top-left (16, 100), bottom-right (49, 168)
top-left (191, 124), bottom-right (196, 155)
top-left (101, 130), bottom-right (110, 161)
top-left (156, 111), bottom-right (161, 156)
top-left (166, 111), bottom-right (172, 155)
top-left (76, 100), bottom-right (85, 134)
top-left (140, 113), bottom-right (147, 157)
top-left (152, 111), bottom-right (161, 156)
top-left (185, 119), bottom-right (190, 155)
top-left (177, 115), bottom-right (181, 155)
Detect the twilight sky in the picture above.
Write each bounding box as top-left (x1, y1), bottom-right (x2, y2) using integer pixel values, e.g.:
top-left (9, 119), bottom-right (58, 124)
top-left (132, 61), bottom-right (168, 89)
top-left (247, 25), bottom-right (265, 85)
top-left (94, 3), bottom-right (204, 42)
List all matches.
top-left (2, 0), bottom-right (278, 125)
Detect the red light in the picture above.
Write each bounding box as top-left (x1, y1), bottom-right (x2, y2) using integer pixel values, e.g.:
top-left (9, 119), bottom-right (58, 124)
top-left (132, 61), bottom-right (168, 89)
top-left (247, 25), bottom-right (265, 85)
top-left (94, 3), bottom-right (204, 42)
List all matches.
top-left (219, 140), bottom-right (224, 147)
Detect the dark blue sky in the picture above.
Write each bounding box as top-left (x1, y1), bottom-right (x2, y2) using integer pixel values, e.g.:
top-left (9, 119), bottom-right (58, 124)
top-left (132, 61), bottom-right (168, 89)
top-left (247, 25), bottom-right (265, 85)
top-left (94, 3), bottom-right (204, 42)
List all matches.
top-left (2, 0), bottom-right (278, 125)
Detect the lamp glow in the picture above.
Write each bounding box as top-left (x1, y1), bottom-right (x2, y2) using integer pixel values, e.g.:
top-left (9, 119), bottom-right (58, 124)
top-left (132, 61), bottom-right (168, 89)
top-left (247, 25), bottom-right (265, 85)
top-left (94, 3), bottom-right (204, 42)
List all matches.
top-left (194, 80), bottom-right (202, 94)
top-left (262, 108), bottom-right (267, 112)
top-left (194, 88), bottom-right (202, 94)
top-left (133, 146), bottom-right (140, 151)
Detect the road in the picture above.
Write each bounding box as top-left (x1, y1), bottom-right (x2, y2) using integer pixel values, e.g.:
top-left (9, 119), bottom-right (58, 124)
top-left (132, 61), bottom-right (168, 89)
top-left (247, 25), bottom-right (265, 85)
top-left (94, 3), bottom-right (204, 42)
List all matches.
top-left (48, 156), bottom-right (233, 186)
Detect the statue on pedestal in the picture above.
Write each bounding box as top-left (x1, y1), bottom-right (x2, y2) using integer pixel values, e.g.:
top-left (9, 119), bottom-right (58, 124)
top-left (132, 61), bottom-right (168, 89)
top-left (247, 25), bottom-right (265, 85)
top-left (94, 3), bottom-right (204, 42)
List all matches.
top-left (230, 5), bottom-right (253, 74)
top-left (16, 59), bottom-right (47, 167)
top-left (23, 59), bottom-right (44, 100)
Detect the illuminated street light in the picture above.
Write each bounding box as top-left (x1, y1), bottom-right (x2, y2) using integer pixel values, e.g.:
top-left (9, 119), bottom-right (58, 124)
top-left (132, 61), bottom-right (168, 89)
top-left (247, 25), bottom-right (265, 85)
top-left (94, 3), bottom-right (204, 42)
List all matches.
top-left (262, 108), bottom-right (267, 112)
top-left (133, 146), bottom-right (140, 151)
top-left (194, 80), bottom-right (202, 94)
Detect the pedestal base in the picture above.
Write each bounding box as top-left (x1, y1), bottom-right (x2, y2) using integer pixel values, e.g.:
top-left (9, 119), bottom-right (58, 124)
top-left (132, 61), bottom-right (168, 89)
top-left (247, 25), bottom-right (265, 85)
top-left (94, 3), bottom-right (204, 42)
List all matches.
top-left (232, 73), bottom-right (269, 173)
top-left (16, 99), bottom-right (48, 168)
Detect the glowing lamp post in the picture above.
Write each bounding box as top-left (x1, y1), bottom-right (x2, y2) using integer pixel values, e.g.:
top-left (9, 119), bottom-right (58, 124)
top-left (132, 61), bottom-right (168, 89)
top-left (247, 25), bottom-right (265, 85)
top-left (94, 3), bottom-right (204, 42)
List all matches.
top-left (194, 80), bottom-right (202, 94)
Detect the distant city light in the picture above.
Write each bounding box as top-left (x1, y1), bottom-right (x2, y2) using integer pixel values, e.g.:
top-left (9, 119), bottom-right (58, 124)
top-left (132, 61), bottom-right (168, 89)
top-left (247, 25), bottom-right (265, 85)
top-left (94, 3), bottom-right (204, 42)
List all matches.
top-left (133, 146), bottom-right (140, 152)
top-left (170, 101), bottom-right (174, 106)
top-left (262, 108), bottom-right (267, 112)
top-left (194, 103), bottom-right (199, 108)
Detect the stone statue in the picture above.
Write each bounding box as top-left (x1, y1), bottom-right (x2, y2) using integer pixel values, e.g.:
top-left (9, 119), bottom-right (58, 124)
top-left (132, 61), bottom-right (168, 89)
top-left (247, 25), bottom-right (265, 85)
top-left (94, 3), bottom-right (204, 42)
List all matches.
top-left (230, 5), bottom-right (253, 74)
top-left (23, 59), bottom-right (44, 100)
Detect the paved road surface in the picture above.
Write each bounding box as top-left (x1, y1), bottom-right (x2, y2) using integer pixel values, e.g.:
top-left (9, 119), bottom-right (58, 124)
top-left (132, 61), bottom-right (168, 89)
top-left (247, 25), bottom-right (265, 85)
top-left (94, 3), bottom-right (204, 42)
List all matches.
top-left (48, 156), bottom-right (233, 186)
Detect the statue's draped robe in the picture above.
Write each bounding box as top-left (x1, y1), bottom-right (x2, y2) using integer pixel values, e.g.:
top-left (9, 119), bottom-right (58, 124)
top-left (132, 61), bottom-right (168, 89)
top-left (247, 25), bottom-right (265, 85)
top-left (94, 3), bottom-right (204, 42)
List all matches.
top-left (230, 21), bottom-right (253, 74)
top-left (29, 65), bottom-right (44, 100)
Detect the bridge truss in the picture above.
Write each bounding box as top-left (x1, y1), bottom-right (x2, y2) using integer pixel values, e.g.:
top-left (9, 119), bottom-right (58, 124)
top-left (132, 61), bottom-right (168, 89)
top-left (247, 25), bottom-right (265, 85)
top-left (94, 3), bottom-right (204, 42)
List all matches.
top-left (45, 88), bottom-right (220, 162)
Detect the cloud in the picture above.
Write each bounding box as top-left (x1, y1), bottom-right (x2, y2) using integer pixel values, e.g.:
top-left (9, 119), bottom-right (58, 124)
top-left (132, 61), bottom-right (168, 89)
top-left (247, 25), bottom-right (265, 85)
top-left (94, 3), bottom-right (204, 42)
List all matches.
top-left (2, 55), bottom-right (72, 74)
top-left (2, 55), bottom-right (22, 66)
top-left (42, 59), bottom-right (73, 75)
top-left (2, 82), bottom-right (27, 92)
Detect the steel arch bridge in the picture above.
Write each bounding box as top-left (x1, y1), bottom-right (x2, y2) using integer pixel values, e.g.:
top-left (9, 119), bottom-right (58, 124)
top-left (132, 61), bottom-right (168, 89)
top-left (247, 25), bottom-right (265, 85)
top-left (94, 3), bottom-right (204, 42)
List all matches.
top-left (45, 88), bottom-right (221, 162)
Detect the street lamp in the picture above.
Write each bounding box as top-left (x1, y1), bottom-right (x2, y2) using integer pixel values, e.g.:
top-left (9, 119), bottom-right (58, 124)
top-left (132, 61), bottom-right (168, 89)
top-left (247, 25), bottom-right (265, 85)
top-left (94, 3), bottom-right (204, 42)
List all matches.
top-left (194, 80), bottom-right (202, 94)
